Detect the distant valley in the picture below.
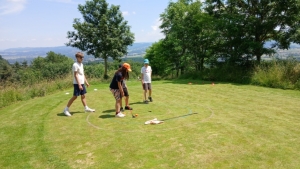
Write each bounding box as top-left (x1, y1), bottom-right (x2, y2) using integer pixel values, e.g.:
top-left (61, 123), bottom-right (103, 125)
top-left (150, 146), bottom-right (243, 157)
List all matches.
top-left (0, 42), bottom-right (153, 64)
top-left (1, 42), bottom-right (300, 64)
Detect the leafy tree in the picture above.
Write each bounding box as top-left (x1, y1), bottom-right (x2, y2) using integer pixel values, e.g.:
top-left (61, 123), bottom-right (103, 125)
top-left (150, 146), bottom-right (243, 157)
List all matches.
top-left (159, 0), bottom-right (217, 75)
top-left (144, 40), bottom-right (170, 76)
top-left (205, 0), bottom-right (300, 63)
top-left (31, 52), bottom-right (74, 81)
top-left (0, 55), bottom-right (13, 81)
top-left (160, 0), bottom-right (192, 76)
top-left (66, 0), bottom-right (134, 79)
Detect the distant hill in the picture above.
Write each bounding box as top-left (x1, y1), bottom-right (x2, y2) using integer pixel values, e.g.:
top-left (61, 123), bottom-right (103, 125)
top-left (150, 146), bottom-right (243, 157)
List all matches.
top-left (0, 42), bottom-right (153, 64)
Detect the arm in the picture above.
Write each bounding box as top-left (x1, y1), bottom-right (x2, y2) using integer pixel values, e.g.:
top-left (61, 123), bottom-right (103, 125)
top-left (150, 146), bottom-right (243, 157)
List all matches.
top-left (84, 76), bottom-right (90, 87)
top-left (118, 81), bottom-right (124, 97)
top-left (141, 73), bottom-right (144, 84)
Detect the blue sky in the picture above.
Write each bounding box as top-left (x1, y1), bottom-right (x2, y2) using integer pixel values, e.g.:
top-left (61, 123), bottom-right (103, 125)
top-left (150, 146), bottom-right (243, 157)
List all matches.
top-left (0, 0), bottom-right (171, 50)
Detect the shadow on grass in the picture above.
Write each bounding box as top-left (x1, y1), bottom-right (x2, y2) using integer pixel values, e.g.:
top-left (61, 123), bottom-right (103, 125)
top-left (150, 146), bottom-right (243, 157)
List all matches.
top-left (130, 101), bottom-right (146, 105)
top-left (162, 80), bottom-right (213, 85)
top-left (99, 114), bottom-right (115, 118)
top-left (102, 109), bottom-right (115, 113)
top-left (162, 79), bottom-right (249, 86)
top-left (57, 111), bottom-right (82, 116)
top-left (161, 112), bottom-right (198, 121)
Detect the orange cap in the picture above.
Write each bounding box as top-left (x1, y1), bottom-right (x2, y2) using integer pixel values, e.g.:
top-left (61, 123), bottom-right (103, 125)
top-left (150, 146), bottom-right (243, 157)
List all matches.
top-left (123, 63), bottom-right (132, 72)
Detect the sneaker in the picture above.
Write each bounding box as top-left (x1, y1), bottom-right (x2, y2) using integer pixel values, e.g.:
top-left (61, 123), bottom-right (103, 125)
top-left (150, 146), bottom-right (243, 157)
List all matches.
top-left (85, 107), bottom-right (95, 112)
top-left (144, 100), bottom-right (149, 104)
top-left (115, 112), bottom-right (125, 118)
top-left (120, 107), bottom-right (124, 112)
top-left (64, 108), bottom-right (71, 117)
top-left (148, 97), bottom-right (153, 102)
top-left (125, 106), bottom-right (133, 110)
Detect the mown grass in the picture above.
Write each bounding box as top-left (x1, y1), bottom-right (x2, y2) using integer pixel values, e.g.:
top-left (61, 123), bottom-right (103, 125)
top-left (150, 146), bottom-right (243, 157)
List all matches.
top-left (0, 79), bottom-right (300, 169)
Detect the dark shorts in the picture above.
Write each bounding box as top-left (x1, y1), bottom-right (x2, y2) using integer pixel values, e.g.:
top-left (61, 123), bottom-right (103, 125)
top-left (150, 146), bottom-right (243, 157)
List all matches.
top-left (73, 84), bottom-right (87, 96)
top-left (123, 87), bottom-right (129, 97)
top-left (143, 83), bottom-right (152, 90)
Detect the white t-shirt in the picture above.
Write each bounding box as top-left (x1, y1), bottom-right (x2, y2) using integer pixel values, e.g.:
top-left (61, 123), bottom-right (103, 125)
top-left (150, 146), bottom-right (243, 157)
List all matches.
top-left (72, 62), bottom-right (85, 84)
top-left (141, 66), bottom-right (152, 83)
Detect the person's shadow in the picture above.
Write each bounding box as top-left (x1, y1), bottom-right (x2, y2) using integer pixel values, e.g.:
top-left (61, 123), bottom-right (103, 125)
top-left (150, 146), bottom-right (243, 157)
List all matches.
top-left (129, 101), bottom-right (145, 105)
top-left (57, 111), bottom-right (82, 116)
top-left (99, 114), bottom-right (115, 118)
top-left (99, 109), bottom-right (116, 118)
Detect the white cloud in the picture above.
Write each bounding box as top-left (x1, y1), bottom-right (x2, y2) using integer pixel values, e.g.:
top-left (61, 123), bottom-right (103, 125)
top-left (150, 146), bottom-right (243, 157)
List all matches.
top-left (45, 0), bottom-right (74, 3)
top-left (122, 11), bottom-right (129, 16)
top-left (135, 18), bottom-right (164, 42)
top-left (151, 18), bottom-right (162, 31)
top-left (122, 11), bottom-right (136, 17)
top-left (45, 0), bottom-right (78, 5)
top-left (0, 0), bottom-right (27, 16)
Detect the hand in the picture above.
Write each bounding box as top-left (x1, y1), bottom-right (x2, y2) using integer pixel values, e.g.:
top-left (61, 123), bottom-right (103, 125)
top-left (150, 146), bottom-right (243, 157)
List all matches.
top-left (79, 84), bottom-right (83, 90)
top-left (86, 83), bottom-right (90, 87)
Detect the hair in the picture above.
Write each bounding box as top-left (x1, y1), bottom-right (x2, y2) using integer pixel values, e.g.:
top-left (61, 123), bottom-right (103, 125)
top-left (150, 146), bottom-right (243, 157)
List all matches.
top-left (115, 67), bottom-right (129, 80)
top-left (75, 52), bottom-right (84, 58)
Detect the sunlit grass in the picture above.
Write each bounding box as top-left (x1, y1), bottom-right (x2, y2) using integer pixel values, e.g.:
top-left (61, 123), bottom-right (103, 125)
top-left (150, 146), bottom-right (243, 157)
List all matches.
top-left (0, 80), bottom-right (300, 168)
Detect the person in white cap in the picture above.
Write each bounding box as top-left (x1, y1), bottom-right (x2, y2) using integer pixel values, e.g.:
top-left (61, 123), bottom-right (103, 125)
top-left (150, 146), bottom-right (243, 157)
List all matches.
top-left (141, 59), bottom-right (152, 104)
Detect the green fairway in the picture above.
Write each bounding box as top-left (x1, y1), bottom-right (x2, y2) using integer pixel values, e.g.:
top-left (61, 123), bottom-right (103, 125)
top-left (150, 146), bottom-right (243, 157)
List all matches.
top-left (1, 80), bottom-right (300, 169)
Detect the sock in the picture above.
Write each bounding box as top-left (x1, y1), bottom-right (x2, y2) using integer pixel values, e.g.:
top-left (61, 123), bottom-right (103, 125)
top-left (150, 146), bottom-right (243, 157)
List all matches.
top-left (85, 106), bottom-right (88, 109)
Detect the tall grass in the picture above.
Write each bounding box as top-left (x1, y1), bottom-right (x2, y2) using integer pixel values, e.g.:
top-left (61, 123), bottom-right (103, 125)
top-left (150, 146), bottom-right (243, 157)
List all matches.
top-left (0, 75), bottom-right (73, 108)
top-left (179, 59), bottom-right (300, 90)
top-left (251, 59), bottom-right (300, 90)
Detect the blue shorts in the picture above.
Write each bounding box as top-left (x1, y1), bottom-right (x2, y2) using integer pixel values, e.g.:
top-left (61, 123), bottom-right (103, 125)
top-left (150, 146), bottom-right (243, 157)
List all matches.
top-left (73, 84), bottom-right (87, 96)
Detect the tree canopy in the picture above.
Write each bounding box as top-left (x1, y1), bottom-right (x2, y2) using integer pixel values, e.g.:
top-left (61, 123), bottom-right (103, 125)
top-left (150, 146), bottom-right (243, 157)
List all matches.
top-left (145, 0), bottom-right (300, 77)
top-left (66, 0), bottom-right (134, 78)
top-left (205, 0), bottom-right (300, 63)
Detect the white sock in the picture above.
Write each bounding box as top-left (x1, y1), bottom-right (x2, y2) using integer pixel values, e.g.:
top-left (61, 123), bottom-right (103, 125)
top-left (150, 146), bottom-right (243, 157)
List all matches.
top-left (85, 106), bottom-right (88, 109)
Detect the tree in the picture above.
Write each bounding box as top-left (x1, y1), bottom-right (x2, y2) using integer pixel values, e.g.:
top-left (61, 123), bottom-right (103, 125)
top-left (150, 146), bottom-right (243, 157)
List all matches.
top-left (0, 55), bottom-right (13, 81)
top-left (205, 0), bottom-right (300, 63)
top-left (66, 0), bottom-right (134, 79)
top-left (159, 0), bottom-right (216, 75)
top-left (144, 40), bottom-right (171, 76)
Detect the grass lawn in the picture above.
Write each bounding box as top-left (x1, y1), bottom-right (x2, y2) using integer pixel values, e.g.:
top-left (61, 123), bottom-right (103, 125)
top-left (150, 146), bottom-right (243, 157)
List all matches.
top-left (0, 79), bottom-right (300, 169)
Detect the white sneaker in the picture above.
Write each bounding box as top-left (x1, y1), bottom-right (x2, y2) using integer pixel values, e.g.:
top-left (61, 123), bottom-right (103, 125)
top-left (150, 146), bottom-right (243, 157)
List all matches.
top-left (64, 108), bottom-right (71, 117)
top-left (85, 107), bottom-right (95, 112)
top-left (115, 112), bottom-right (125, 118)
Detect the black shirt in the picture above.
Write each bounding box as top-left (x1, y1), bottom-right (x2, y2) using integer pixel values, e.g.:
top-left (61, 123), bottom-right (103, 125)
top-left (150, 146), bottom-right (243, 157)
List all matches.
top-left (109, 72), bottom-right (124, 89)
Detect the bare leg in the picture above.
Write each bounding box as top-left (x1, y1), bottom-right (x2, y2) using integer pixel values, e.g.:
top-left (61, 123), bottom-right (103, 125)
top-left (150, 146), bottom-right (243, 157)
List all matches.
top-left (149, 89), bottom-right (152, 97)
top-left (125, 96), bottom-right (129, 106)
top-left (67, 95), bottom-right (78, 107)
top-left (81, 94), bottom-right (87, 107)
top-left (144, 89), bottom-right (148, 100)
top-left (115, 99), bottom-right (121, 113)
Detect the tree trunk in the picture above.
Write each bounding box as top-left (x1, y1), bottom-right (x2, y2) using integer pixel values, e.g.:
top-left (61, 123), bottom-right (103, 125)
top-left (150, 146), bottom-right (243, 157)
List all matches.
top-left (104, 58), bottom-right (109, 79)
top-left (256, 55), bottom-right (261, 63)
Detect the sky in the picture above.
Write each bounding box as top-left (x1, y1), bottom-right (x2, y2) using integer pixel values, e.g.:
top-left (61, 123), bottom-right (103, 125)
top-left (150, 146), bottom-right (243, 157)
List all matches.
top-left (0, 0), bottom-right (171, 50)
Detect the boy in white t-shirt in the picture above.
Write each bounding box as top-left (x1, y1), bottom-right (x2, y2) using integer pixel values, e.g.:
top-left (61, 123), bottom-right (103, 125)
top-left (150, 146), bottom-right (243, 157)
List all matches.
top-left (63, 52), bottom-right (95, 116)
top-left (141, 59), bottom-right (152, 104)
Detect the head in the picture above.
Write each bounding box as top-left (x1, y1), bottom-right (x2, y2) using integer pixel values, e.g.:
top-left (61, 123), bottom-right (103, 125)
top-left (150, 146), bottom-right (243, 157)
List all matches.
top-left (116, 63), bottom-right (131, 80)
top-left (75, 52), bottom-right (84, 63)
top-left (144, 59), bottom-right (149, 67)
